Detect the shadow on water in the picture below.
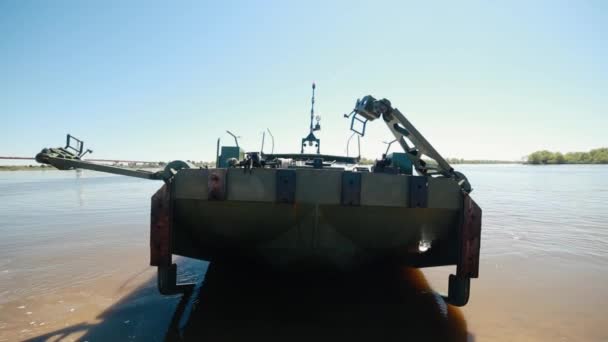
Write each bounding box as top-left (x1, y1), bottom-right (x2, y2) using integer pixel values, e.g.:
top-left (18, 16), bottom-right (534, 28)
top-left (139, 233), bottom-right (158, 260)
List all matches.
top-left (25, 261), bottom-right (472, 342)
top-left (21, 259), bottom-right (205, 342)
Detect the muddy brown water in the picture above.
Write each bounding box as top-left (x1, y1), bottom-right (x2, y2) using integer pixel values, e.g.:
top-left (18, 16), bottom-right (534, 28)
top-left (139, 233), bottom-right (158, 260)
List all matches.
top-left (1, 165), bottom-right (607, 341)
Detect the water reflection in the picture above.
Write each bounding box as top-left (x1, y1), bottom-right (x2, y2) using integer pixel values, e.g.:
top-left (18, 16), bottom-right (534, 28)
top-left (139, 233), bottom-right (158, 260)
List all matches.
top-left (75, 169), bottom-right (85, 207)
top-left (24, 261), bottom-right (470, 341)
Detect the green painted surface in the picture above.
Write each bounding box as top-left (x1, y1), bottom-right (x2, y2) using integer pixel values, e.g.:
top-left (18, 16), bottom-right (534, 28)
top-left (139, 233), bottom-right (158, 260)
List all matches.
top-left (172, 168), bottom-right (462, 209)
top-left (218, 146), bottom-right (244, 167)
top-left (387, 152), bottom-right (413, 174)
top-left (169, 167), bottom-right (464, 269)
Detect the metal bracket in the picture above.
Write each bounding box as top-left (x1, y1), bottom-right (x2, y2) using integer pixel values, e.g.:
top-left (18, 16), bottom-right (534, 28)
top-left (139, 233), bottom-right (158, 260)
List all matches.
top-left (157, 263), bottom-right (195, 296)
top-left (276, 169), bottom-right (296, 204)
top-left (409, 176), bottom-right (428, 208)
top-left (150, 184), bottom-right (194, 295)
top-left (150, 184), bottom-right (172, 267)
top-left (458, 195), bottom-right (482, 278)
top-left (445, 274), bottom-right (470, 307)
top-left (65, 134), bottom-right (92, 158)
top-left (443, 195), bottom-right (482, 306)
top-left (301, 133), bottom-right (320, 154)
top-left (341, 172), bottom-right (361, 206)
top-left (349, 113), bottom-right (369, 136)
top-left (208, 169), bottom-right (227, 201)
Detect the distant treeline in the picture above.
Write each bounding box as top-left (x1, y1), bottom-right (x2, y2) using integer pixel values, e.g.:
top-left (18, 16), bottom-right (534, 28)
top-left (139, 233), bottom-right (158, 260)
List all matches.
top-left (527, 148), bottom-right (608, 164)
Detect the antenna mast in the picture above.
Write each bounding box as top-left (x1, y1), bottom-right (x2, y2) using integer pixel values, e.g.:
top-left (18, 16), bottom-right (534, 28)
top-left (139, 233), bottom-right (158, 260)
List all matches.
top-left (301, 82), bottom-right (321, 154)
top-left (310, 82), bottom-right (315, 134)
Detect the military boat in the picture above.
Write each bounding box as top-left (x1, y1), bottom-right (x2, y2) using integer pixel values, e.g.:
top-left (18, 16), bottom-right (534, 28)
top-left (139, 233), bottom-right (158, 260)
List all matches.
top-left (35, 84), bottom-right (481, 306)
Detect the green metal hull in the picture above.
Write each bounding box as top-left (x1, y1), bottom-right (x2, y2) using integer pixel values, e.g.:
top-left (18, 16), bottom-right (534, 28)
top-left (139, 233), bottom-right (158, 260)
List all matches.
top-left (167, 168), bottom-right (464, 270)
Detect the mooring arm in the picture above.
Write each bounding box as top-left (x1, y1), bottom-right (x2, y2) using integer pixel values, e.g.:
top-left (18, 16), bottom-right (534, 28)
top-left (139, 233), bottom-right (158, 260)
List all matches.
top-left (36, 147), bottom-right (163, 180)
top-left (35, 135), bottom-right (193, 181)
top-left (346, 95), bottom-right (472, 193)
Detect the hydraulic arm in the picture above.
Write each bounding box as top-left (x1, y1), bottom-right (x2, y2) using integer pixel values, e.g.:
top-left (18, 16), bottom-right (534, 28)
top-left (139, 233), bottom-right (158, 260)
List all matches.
top-left (345, 95), bottom-right (481, 306)
top-left (35, 134), bottom-right (190, 182)
top-left (345, 96), bottom-right (472, 193)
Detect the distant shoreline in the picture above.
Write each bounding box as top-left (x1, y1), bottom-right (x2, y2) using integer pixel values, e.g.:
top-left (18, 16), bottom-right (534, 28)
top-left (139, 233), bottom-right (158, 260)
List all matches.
top-left (0, 165), bottom-right (161, 171)
top-left (3, 161), bottom-right (608, 172)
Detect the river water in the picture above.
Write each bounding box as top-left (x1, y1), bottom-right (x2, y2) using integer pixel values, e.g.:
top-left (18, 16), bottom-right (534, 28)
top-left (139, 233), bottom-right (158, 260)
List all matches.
top-left (0, 165), bottom-right (607, 341)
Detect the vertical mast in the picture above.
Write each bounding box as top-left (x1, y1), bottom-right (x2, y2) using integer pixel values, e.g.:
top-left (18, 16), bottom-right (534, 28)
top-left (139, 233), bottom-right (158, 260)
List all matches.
top-left (301, 82), bottom-right (321, 154)
top-left (310, 82), bottom-right (316, 134)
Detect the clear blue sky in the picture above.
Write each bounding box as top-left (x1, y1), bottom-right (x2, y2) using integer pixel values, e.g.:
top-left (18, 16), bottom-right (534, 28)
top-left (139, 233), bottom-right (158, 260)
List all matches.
top-left (1, 0), bottom-right (606, 162)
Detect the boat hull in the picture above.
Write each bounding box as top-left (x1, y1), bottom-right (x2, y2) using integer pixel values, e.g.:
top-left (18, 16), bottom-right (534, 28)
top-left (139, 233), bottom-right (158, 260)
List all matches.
top-left (156, 168), bottom-right (467, 269)
top-left (173, 200), bottom-right (460, 269)
top-left (150, 168), bottom-right (481, 305)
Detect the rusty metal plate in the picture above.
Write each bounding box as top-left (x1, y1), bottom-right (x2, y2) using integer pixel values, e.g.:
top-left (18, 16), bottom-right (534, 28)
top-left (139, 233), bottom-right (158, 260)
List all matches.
top-left (409, 176), bottom-right (428, 208)
top-left (208, 169), bottom-right (227, 201)
top-left (341, 172), bottom-right (361, 206)
top-left (457, 195), bottom-right (482, 278)
top-left (276, 169), bottom-right (296, 204)
top-left (150, 184), bottom-right (171, 267)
